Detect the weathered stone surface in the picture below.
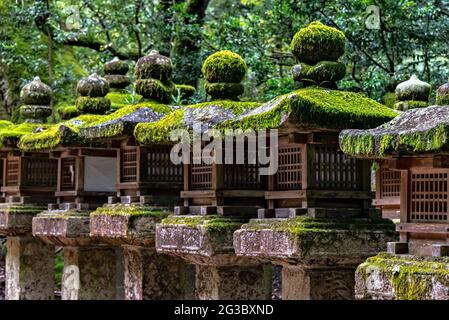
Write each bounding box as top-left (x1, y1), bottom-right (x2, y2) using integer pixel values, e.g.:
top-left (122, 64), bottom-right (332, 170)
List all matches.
top-left (0, 204), bottom-right (46, 236)
top-left (355, 253), bottom-right (449, 300)
top-left (123, 246), bottom-right (196, 300)
top-left (62, 246), bottom-right (123, 300)
top-left (282, 265), bottom-right (355, 300)
top-left (234, 218), bottom-right (397, 265)
top-left (32, 211), bottom-right (96, 246)
top-left (395, 75), bottom-right (431, 102)
top-left (5, 236), bottom-right (54, 300)
top-left (196, 264), bottom-right (272, 300)
top-left (90, 214), bottom-right (159, 247)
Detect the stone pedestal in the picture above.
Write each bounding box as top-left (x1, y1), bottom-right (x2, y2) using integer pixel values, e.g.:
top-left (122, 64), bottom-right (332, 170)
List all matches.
top-left (123, 246), bottom-right (196, 300)
top-left (62, 246), bottom-right (122, 300)
top-left (281, 265), bottom-right (354, 300)
top-left (156, 215), bottom-right (272, 300)
top-left (355, 253), bottom-right (449, 300)
top-left (196, 264), bottom-right (271, 300)
top-left (234, 216), bottom-right (397, 300)
top-left (90, 204), bottom-right (197, 300)
top-left (5, 236), bottom-right (54, 300)
top-left (32, 210), bottom-right (124, 300)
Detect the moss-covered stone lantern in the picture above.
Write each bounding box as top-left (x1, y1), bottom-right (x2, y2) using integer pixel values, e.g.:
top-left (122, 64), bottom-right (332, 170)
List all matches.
top-left (393, 74), bottom-right (430, 111)
top-left (135, 50), bottom-right (174, 103)
top-left (104, 57), bottom-right (131, 90)
top-left (436, 79), bottom-right (449, 106)
top-left (19, 77), bottom-right (53, 123)
top-left (202, 50), bottom-right (247, 100)
top-left (76, 73), bottom-right (111, 114)
top-left (291, 21), bottom-right (346, 88)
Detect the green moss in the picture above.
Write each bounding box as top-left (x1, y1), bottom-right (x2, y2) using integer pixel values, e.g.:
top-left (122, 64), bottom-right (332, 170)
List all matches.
top-left (383, 92), bottom-right (397, 109)
top-left (221, 87), bottom-right (398, 132)
top-left (135, 79), bottom-right (174, 103)
top-left (91, 204), bottom-right (170, 226)
top-left (297, 61), bottom-right (346, 85)
top-left (18, 114), bottom-right (102, 151)
top-left (393, 100), bottom-right (428, 111)
top-left (205, 82), bottom-right (244, 100)
top-left (1, 205), bottom-right (47, 215)
top-left (76, 96), bottom-right (111, 114)
top-left (0, 120), bottom-right (13, 130)
top-left (398, 122), bottom-right (448, 152)
top-left (161, 215), bottom-right (245, 233)
top-left (105, 91), bottom-right (142, 109)
top-left (57, 105), bottom-right (80, 119)
top-left (0, 122), bottom-right (51, 148)
top-left (135, 51), bottom-right (173, 82)
top-left (291, 21), bottom-right (346, 64)
top-left (202, 50), bottom-right (247, 83)
top-left (359, 253), bottom-right (449, 300)
top-left (134, 100), bottom-right (261, 144)
top-left (54, 251), bottom-right (64, 289)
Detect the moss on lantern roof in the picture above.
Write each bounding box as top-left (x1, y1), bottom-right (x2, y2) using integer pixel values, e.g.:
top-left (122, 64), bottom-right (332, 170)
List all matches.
top-left (17, 114), bottom-right (102, 151)
top-left (79, 101), bottom-right (172, 139)
top-left (134, 88), bottom-right (396, 145)
top-left (339, 105), bottom-right (449, 158)
top-left (105, 91), bottom-right (142, 110)
top-left (161, 215), bottom-right (246, 233)
top-left (0, 122), bottom-right (52, 148)
top-left (133, 100), bottom-right (261, 144)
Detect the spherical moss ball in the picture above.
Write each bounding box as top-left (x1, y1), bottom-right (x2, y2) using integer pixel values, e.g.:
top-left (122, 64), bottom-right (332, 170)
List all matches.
top-left (291, 21), bottom-right (346, 64)
top-left (205, 82), bottom-right (244, 100)
top-left (292, 61), bottom-right (345, 85)
top-left (135, 79), bottom-right (174, 103)
top-left (104, 57), bottom-right (129, 75)
top-left (104, 74), bottom-right (131, 89)
top-left (76, 96), bottom-right (111, 114)
top-left (20, 76), bottom-right (52, 105)
top-left (77, 73), bottom-right (110, 97)
top-left (436, 82), bottom-right (449, 106)
top-left (135, 50), bottom-right (173, 82)
top-left (202, 50), bottom-right (247, 83)
top-left (395, 75), bottom-right (431, 102)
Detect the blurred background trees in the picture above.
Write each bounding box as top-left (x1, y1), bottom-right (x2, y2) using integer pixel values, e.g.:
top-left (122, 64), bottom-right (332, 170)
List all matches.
top-left (1, 0), bottom-right (449, 119)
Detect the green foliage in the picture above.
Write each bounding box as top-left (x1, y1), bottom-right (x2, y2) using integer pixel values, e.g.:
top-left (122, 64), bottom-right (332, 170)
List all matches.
top-left (54, 251), bottom-right (64, 289)
top-left (174, 84), bottom-right (196, 104)
top-left (105, 91), bottom-right (142, 109)
top-left (76, 96), bottom-right (111, 115)
top-left (383, 92), bottom-right (397, 108)
top-left (291, 21), bottom-right (345, 64)
top-left (202, 50), bottom-right (247, 83)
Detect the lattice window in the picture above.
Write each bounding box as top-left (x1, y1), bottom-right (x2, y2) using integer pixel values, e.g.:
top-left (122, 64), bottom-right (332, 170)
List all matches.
top-left (61, 158), bottom-right (76, 191)
top-left (380, 166), bottom-right (400, 199)
top-left (121, 148), bottom-right (137, 182)
top-left (275, 145), bottom-right (302, 190)
top-left (190, 150), bottom-right (212, 190)
top-left (410, 171), bottom-right (449, 223)
top-left (6, 158), bottom-right (19, 186)
top-left (24, 158), bottom-right (57, 187)
top-left (223, 163), bottom-right (263, 189)
top-left (314, 145), bottom-right (358, 190)
top-left (147, 145), bottom-right (182, 183)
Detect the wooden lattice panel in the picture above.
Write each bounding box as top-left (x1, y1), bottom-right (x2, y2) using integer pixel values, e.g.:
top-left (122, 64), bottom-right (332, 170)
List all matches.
top-left (24, 158), bottom-right (57, 187)
top-left (121, 148), bottom-right (137, 182)
top-left (190, 151), bottom-right (212, 190)
top-left (61, 157), bottom-right (76, 191)
top-left (275, 145), bottom-right (302, 190)
top-left (147, 145), bottom-right (182, 183)
top-left (314, 145), bottom-right (358, 190)
top-left (6, 158), bottom-right (19, 186)
top-left (410, 170), bottom-right (449, 222)
top-left (380, 166), bottom-right (400, 198)
top-left (223, 163), bottom-right (262, 189)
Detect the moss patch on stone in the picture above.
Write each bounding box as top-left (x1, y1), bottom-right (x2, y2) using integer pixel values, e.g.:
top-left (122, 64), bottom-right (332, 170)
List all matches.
top-left (357, 253), bottom-right (449, 300)
top-left (202, 50), bottom-right (247, 83)
top-left (205, 82), bottom-right (244, 100)
top-left (296, 61), bottom-right (346, 85)
top-left (161, 215), bottom-right (245, 233)
top-left (383, 92), bottom-right (397, 109)
top-left (135, 79), bottom-right (174, 103)
top-left (0, 122), bottom-right (51, 148)
top-left (57, 105), bottom-right (80, 119)
top-left (175, 84), bottom-right (196, 101)
top-left (1, 204), bottom-right (47, 215)
top-left (291, 21), bottom-right (346, 64)
top-left (91, 204), bottom-right (170, 226)
top-left (18, 115), bottom-right (102, 151)
top-left (393, 100), bottom-right (428, 111)
top-left (340, 105), bottom-right (449, 157)
top-left (76, 96), bottom-right (111, 114)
